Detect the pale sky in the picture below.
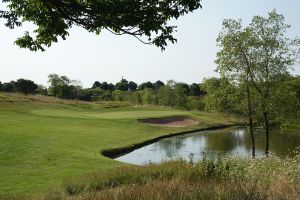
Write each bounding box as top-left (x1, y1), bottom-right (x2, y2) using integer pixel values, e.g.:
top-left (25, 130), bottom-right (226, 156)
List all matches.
top-left (0, 0), bottom-right (299, 88)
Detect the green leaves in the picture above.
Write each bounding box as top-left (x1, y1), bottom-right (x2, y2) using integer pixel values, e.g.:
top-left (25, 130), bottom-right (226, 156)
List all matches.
top-left (216, 9), bottom-right (300, 126)
top-left (0, 0), bottom-right (202, 51)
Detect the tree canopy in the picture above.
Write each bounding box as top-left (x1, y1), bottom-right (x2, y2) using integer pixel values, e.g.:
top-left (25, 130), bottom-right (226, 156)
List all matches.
top-left (0, 0), bottom-right (201, 51)
top-left (15, 78), bottom-right (38, 94)
top-left (216, 10), bottom-right (300, 156)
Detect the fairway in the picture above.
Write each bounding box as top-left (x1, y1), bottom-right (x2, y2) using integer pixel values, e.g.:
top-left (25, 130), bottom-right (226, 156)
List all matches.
top-left (0, 94), bottom-right (235, 195)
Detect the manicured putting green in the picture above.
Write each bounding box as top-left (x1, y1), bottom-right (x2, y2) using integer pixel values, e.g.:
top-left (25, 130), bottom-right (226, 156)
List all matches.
top-left (31, 109), bottom-right (188, 119)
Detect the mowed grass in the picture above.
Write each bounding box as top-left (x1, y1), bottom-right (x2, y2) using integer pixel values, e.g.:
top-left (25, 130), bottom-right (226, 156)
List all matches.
top-left (31, 110), bottom-right (188, 120)
top-left (0, 93), bottom-right (236, 195)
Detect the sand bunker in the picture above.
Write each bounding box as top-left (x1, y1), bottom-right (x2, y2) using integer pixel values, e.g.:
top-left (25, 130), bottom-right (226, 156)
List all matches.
top-left (139, 116), bottom-right (199, 128)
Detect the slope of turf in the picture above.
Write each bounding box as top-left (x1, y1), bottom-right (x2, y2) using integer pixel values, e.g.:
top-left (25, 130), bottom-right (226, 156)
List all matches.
top-left (0, 93), bottom-right (236, 195)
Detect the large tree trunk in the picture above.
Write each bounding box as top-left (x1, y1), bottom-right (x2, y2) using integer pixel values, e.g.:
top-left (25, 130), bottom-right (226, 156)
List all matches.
top-left (263, 111), bottom-right (270, 156)
top-left (246, 83), bottom-right (255, 158)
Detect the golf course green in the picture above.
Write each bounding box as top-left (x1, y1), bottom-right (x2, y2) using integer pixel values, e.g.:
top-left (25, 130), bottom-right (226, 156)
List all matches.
top-left (0, 93), bottom-right (235, 195)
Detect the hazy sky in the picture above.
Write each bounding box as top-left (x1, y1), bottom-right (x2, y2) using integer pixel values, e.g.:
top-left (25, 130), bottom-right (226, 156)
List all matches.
top-left (1, 0), bottom-right (300, 87)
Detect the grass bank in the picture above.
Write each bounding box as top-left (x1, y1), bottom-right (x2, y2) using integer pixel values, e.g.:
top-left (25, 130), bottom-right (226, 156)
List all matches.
top-left (0, 93), bottom-right (237, 195)
top-left (3, 154), bottom-right (300, 200)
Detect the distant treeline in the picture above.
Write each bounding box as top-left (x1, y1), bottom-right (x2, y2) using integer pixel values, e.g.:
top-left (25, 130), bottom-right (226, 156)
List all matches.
top-left (0, 74), bottom-right (205, 110)
top-left (1, 74), bottom-right (299, 126)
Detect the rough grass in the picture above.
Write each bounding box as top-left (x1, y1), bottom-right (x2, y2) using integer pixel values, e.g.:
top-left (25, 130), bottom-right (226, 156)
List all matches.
top-left (2, 154), bottom-right (300, 200)
top-left (0, 93), bottom-right (237, 195)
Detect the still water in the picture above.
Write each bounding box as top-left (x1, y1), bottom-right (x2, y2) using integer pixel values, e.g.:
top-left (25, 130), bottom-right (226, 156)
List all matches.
top-left (115, 127), bottom-right (300, 165)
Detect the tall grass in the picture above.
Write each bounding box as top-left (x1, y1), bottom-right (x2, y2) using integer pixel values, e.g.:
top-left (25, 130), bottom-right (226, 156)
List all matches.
top-left (3, 154), bottom-right (299, 200)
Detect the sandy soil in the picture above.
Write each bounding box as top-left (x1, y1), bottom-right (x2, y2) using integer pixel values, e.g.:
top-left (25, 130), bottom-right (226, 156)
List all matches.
top-left (139, 116), bottom-right (199, 128)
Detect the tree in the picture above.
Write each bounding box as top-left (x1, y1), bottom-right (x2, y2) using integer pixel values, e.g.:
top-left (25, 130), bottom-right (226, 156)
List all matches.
top-left (48, 74), bottom-right (77, 99)
top-left (190, 83), bottom-right (201, 98)
top-left (60, 84), bottom-right (76, 99)
top-left (216, 10), bottom-right (300, 156)
top-left (0, 81), bottom-right (2, 91)
top-left (100, 82), bottom-right (109, 91)
top-left (216, 19), bottom-right (257, 158)
top-left (202, 77), bottom-right (240, 114)
top-left (107, 83), bottom-right (115, 91)
top-left (154, 80), bottom-right (165, 89)
top-left (246, 10), bottom-right (299, 155)
top-left (77, 88), bottom-right (94, 101)
top-left (272, 76), bottom-right (300, 126)
top-left (92, 81), bottom-right (101, 88)
top-left (174, 83), bottom-right (189, 108)
top-left (37, 85), bottom-right (48, 95)
top-left (128, 91), bottom-right (142, 104)
top-left (0, 0), bottom-right (201, 51)
top-left (128, 81), bottom-right (138, 92)
top-left (1, 81), bottom-right (15, 92)
top-left (115, 78), bottom-right (129, 91)
top-left (142, 88), bottom-right (154, 104)
top-left (48, 74), bottom-right (62, 97)
top-left (158, 80), bottom-right (176, 106)
top-left (15, 78), bottom-right (38, 94)
top-left (112, 90), bottom-right (128, 101)
top-left (153, 80), bottom-right (165, 104)
top-left (139, 81), bottom-right (154, 90)
top-left (176, 82), bottom-right (190, 95)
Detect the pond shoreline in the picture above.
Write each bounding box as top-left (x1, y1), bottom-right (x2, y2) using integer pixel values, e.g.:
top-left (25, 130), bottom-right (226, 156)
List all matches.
top-left (101, 124), bottom-right (236, 159)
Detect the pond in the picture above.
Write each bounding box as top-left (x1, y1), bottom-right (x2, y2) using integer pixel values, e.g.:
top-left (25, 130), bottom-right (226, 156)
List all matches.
top-left (115, 127), bottom-right (300, 165)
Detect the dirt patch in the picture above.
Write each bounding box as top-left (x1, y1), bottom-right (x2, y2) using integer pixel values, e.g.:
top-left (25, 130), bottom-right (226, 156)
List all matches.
top-left (139, 116), bottom-right (199, 128)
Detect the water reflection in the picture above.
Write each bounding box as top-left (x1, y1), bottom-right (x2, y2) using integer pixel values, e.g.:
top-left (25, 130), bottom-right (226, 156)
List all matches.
top-left (115, 128), bottom-right (300, 165)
